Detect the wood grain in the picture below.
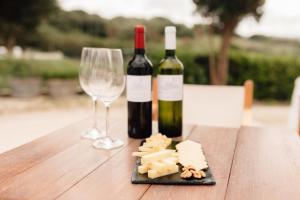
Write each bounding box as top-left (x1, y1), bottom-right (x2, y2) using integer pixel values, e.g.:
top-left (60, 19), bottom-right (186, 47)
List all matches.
top-left (3, 121), bottom-right (298, 200)
top-left (0, 118), bottom-right (91, 184)
top-left (225, 127), bottom-right (300, 200)
top-left (140, 126), bottom-right (239, 200)
top-left (57, 125), bottom-right (195, 200)
top-left (0, 119), bottom-right (128, 200)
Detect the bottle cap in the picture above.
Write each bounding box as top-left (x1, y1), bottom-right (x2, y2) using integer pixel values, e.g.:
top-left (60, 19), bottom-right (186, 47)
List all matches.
top-left (165, 26), bottom-right (176, 50)
top-left (135, 25), bottom-right (145, 49)
top-left (135, 25), bottom-right (145, 33)
top-left (165, 26), bottom-right (176, 33)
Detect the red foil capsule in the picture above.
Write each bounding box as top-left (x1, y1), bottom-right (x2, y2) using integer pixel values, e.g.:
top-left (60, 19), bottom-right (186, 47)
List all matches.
top-left (135, 25), bottom-right (145, 49)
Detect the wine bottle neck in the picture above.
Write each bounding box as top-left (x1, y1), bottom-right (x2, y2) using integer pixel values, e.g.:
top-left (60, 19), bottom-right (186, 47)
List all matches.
top-left (135, 48), bottom-right (145, 55)
top-left (134, 25), bottom-right (146, 56)
top-left (165, 49), bottom-right (176, 58)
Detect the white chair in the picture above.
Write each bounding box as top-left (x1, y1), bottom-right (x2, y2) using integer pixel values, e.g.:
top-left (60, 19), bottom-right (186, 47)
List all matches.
top-left (153, 80), bottom-right (254, 128)
top-left (288, 77), bottom-right (300, 134)
top-left (183, 84), bottom-right (243, 127)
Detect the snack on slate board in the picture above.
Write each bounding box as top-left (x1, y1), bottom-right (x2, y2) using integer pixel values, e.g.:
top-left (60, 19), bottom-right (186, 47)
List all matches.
top-left (132, 133), bottom-right (208, 180)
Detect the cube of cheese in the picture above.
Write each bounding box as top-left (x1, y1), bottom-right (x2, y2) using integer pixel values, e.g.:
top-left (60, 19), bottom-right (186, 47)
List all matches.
top-left (148, 164), bottom-right (179, 179)
top-left (138, 165), bottom-right (149, 174)
top-left (151, 161), bottom-right (167, 172)
top-left (141, 149), bottom-right (176, 165)
top-left (163, 157), bottom-right (179, 164)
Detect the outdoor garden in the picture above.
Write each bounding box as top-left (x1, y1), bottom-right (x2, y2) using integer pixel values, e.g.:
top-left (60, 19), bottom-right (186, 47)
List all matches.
top-left (1, 6), bottom-right (300, 101)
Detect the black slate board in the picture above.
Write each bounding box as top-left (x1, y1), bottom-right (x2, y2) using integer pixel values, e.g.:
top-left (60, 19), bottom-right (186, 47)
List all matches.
top-left (131, 141), bottom-right (216, 185)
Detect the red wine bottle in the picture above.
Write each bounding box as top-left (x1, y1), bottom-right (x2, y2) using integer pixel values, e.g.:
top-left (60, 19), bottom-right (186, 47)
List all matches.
top-left (127, 25), bottom-right (153, 138)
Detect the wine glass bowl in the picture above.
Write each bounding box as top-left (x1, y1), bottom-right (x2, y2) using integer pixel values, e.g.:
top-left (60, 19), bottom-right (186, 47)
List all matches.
top-left (93, 49), bottom-right (126, 149)
top-left (79, 48), bottom-right (112, 140)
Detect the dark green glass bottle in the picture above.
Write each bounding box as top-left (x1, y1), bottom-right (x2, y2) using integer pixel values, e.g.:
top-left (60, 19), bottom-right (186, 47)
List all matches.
top-left (158, 26), bottom-right (184, 137)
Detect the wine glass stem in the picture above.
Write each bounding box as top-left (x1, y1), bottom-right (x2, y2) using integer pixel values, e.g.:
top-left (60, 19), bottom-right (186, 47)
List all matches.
top-left (105, 105), bottom-right (110, 137)
top-left (92, 97), bottom-right (98, 130)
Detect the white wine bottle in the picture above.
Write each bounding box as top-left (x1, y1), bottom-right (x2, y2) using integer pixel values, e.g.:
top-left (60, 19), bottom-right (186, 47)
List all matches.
top-left (157, 26), bottom-right (184, 137)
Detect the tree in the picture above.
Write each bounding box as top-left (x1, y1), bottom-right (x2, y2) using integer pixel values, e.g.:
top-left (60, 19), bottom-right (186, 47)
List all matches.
top-left (0, 0), bottom-right (57, 53)
top-left (107, 17), bottom-right (146, 39)
top-left (193, 0), bottom-right (265, 84)
top-left (147, 17), bottom-right (174, 39)
top-left (49, 10), bottom-right (107, 37)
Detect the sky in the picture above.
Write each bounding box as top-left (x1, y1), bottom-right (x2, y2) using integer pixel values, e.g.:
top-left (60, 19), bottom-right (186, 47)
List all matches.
top-left (59, 0), bottom-right (300, 40)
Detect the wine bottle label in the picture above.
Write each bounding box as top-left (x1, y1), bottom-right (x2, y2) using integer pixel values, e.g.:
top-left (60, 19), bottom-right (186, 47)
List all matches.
top-left (127, 75), bottom-right (152, 102)
top-left (158, 75), bottom-right (183, 101)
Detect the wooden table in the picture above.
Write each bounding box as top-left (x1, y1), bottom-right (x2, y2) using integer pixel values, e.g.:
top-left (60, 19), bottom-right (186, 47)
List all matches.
top-left (0, 119), bottom-right (299, 200)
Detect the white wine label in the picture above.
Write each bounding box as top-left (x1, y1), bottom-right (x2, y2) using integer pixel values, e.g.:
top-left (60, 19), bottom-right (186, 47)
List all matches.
top-left (158, 75), bottom-right (183, 101)
top-left (127, 75), bottom-right (152, 102)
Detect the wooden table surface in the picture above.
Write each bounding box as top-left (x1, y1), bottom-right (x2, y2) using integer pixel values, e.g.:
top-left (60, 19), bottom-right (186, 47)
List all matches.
top-left (0, 119), bottom-right (299, 200)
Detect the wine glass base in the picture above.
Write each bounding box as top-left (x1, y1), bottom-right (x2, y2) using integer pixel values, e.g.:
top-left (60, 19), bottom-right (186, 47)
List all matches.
top-left (81, 129), bottom-right (104, 140)
top-left (93, 137), bottom-right (124, 150)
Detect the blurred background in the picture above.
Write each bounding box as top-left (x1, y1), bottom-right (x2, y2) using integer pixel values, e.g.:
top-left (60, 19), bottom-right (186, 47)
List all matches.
top-left (0, 0), bottom-right (299, 152)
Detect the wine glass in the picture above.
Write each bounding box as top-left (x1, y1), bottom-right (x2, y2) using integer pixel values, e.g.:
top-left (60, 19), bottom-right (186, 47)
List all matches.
top-left (93, 49), bottom-right (126, 149)
top-left (79, 47), bottom-right (112, 140)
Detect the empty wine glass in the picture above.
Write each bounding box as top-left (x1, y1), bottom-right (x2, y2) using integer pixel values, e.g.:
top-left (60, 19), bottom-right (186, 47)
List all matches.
top-left (93, 49), bottom-right (126, 149)
top-left (79, 48), bottom-right (112, 140)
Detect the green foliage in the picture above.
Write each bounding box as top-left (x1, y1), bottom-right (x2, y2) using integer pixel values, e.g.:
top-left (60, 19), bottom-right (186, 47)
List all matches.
top-left (0, 0), bottom-right (57, 47)
top-left (32, 24), bottom-right (104, 57)
top-left (193, 0), bottom-right (266, 85)
top-left (176, 24), bottom-right (194, 38)
top-left (146, 17), bottom-right (174, 39)
top-left (0, 59), bottom-right (79, 87)
top-left (9, 60), bottom-right (40, 78)
top-left (107, 17), bottom-right (147, 39)
top-left (19, 9), bottom-right (194, 51)
top-left (228, 52), bottom-right (300, 100)
top-left (36, 59), bottom-right (79, 79)
top-left (49, 10), bottom-right (107, 37)
top-left (17, 10), bottom-right (193, 58)
top-left (0, 59), bottom-right (14, 87)
top-left (1, 52), bottom-right (300, 100)
top-left (0, 59), bottom-right (41, 78)
top-left (193, 52), bottom-right (300, 100)
top-left (125, 38), bottom-right (300, 101)
top-left (143, 49), bottom-right (207, 83)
